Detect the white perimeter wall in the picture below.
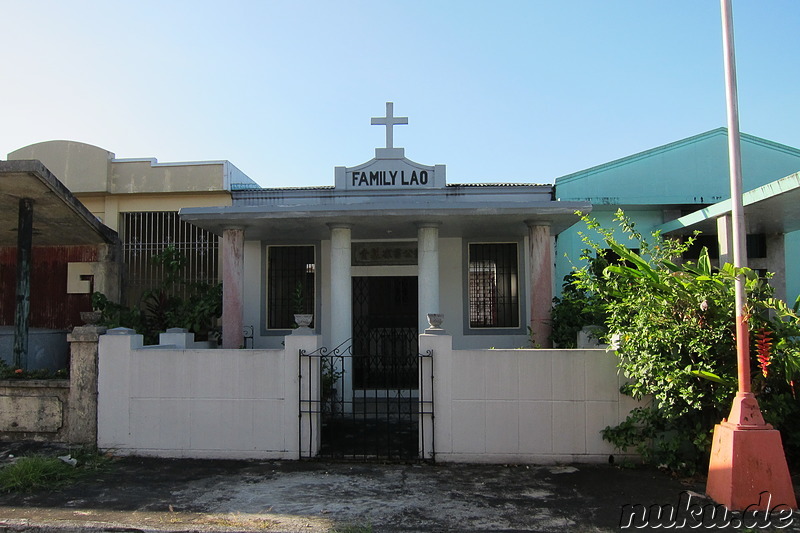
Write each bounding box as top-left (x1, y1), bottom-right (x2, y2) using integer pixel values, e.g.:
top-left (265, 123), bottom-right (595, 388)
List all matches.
top-left (420, 334), bottom-right (640, 463)
top-left (97, 330), bottom-right (639, 462)
top-left (97, 330), bottom-right (319, 459)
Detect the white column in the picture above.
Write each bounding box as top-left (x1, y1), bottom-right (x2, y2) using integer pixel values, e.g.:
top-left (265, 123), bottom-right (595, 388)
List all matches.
top-left (329, 224), bottom-right (353, 405)
top-left (528, 223), bottom-right (553, 349)
top-left (417, 223), bottom-right (441, 333)
top-left (717, 214), bottom-right (734, 266)
top-left (222, 227), bottom-right (244, 349)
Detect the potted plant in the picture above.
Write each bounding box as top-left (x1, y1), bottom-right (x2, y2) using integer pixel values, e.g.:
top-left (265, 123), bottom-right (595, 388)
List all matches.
top-left (292, 281), bottom-right (313, 328)
top-left (321, 357), bottom-right (342, 414)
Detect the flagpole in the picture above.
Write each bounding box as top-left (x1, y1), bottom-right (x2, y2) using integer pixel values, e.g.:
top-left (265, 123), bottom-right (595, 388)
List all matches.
top-left (720, 0), bottom-right (751, 394)
top-left (705, 0), bottom-right (796, 511)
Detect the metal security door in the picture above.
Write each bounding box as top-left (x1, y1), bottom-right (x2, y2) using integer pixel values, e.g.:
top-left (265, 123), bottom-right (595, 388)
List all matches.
top-left (317, 276), bottom-right (420, 460)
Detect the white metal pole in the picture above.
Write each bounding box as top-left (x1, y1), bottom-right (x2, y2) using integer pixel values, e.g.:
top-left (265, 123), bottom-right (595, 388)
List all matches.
top-left (720, 0), bottom-right (751, 393)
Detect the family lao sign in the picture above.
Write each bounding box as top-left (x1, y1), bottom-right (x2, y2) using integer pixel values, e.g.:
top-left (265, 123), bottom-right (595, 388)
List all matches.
top-left (334, 102), bottom-right (446, 190)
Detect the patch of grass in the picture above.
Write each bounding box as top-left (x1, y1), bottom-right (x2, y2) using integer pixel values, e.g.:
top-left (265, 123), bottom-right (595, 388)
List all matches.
top-left (67, 447), bottom-right (114, 474)
top-left (0, 456), bottom-right (78, 492)
top-left (330, 523), bottom-right (373, 533)
top-left (0, 448), bottom-right (112, 493)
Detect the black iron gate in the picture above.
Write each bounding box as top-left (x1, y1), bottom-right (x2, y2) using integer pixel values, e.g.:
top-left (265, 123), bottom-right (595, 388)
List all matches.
top-left (299, 276), bottom-right (434, 460)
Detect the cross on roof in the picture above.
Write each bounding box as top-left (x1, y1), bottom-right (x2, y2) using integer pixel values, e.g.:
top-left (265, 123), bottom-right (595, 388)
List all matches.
top-left (371, 102), bottom-right (408, 149)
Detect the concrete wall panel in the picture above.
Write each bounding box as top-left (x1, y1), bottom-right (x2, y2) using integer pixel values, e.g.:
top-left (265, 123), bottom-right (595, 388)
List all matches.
top-left (422, 334), bottom-right (641, 464)
top-left (98, 330), bottom-right (317, 459)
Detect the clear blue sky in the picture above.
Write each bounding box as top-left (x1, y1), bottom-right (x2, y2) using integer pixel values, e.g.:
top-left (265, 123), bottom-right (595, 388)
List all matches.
top-left (2, 1), bottom-right (798, 188)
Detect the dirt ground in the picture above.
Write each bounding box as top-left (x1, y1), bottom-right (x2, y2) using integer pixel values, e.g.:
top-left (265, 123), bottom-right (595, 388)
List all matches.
top-left (1, 442), bottom-right (799, 532)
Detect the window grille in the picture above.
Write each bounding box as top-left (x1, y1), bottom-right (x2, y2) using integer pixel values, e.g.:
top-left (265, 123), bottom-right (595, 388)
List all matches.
top-left (468, 243), bottom-right (519, 328)
top-left (746, 234), bottom-right (767, 259)
top-left (120, 212), bottom-right (218, 305)
top-left (267, 245), bottom-right (315, 329)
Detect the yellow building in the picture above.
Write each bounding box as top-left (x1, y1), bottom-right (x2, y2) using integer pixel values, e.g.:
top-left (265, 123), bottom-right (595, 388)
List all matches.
top-left (8, 140), bottom-right (258, 305)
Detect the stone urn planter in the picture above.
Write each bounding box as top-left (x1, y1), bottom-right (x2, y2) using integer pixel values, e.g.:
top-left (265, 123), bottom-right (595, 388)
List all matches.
top-left (80, 311), bottom-right (102, 326)
top-left (426, 313), bottom-right (444, 329)
top-left (294, 314), bottom-right (313, 328)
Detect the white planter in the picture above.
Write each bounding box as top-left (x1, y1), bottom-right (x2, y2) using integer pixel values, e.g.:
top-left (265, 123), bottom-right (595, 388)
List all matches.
top-left (294, 314), bottom-right (313, 328)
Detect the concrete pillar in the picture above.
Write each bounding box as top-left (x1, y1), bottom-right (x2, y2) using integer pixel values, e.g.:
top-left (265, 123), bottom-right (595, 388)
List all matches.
top-left (102, 196), bottom-right (120, 231)
top-left (417, 222), bottom-right (441, 333)
top-left (159, 327), bottom-right (195, 348)
top-left (14, 198), bottom-right (34, 369)
top-left (717, 215), bottom-right (734, 266)
top-left (222, 227), bottom-right (244, 349)
top-left (527, 223), bottom-right (553, 348)
top-left (97, 328), bottom-right (141, 450)
top-left (67, 325), bottom-right (106, 444)
top-left (329, 224), bottom-right (353, 404)
top-left (93, 242), bottom-right (122, 304)
top-left (765, 234), bottom-right (786, 302)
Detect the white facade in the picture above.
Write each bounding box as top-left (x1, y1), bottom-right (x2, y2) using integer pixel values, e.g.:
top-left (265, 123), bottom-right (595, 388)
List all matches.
top-left (181, 104), bottom-right (590, 351)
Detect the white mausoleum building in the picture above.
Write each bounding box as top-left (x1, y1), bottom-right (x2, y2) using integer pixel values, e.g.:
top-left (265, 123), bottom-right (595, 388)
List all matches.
top-left (182, 103), bottom-right (589, 352)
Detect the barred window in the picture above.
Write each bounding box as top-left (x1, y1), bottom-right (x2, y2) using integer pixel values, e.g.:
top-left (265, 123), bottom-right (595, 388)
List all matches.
top-left (120, 211), bottom-right (218, 306)
top-left (468, 243), bottom-right (519, 328)
top-left (266, 245), bottom-right (315, 329)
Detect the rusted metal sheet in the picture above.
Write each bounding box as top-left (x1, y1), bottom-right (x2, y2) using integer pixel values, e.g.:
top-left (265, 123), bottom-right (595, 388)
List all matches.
top-left (0, 245), bottom-right (98, 330)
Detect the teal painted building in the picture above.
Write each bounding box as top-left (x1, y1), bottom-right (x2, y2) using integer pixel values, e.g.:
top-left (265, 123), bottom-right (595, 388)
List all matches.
top-left (554, 128), bottom-right (800, 304)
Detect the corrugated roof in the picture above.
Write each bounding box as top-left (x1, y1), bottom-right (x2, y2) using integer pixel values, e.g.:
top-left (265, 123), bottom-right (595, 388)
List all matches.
top-left (232, 183), bottom-right (335, 191)
top-left (233, 182), bottom-right (550, 192)
top-left (447, 182), bottom-right (550, 188)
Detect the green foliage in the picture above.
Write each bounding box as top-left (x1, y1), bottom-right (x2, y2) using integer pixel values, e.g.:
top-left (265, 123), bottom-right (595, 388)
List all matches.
top-left (753, 296), bottom-right (800, 467)
top-left (0, 359), bottom-right (68, 380)
top-left (0, 449), bottom-right (110, 492)
top-left (0, 456), bottom-right (76, 492)
top-left (92, 246), bottom-right (222, 345)
top-left (573, 210), bottom-right (800, 473)
top-left (292, 281), bottom-right (306, 315)
top-left (321, 357), bottom-right (344, 413)
top-left (550, 269), bottom-right (607, 348)
top-left (91, 291), bottom-right (146, 333)
top-left (526, 326), bottom-right (541, 348)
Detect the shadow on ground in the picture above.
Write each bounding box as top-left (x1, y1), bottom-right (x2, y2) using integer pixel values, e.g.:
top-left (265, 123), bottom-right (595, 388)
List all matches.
top-left (1, 442), bottom-right (799, 532)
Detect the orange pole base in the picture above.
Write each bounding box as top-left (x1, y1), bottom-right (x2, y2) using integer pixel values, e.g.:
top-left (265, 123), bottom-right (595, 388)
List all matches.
top-left (706, 421), bottom-right (797, 511)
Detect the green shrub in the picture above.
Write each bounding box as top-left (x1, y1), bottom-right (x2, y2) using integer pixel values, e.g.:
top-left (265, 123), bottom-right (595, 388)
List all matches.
top-left (550, 269), bottom-right (607, 348)
top-left (573, 210), bottom-right (800, 473)
top-left (92, 246), bottom-right (222, 345)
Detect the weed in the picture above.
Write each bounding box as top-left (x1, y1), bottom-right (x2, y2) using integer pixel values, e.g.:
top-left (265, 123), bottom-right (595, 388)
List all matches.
top-left (0, 456), bottom-right (77, 492)
top-left (0, 448), bottom-right (112, 492)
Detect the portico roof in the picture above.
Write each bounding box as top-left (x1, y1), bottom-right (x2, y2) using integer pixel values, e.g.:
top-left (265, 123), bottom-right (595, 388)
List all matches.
top-left (657, 171), bottom-right (800, 235)
top-left (180, 194), bottom-right (591, 241)
top-left (0, 160), bottom-right (119, 246)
